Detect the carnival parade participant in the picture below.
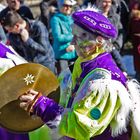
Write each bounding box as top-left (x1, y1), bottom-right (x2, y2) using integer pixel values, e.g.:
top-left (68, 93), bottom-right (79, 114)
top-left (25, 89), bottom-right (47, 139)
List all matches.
top-left (0, 42), bottom-right (29, 140)
top-left (18, 6), bottom-right (140, 140)
top-left (0, 42), bottom-right (53, 140)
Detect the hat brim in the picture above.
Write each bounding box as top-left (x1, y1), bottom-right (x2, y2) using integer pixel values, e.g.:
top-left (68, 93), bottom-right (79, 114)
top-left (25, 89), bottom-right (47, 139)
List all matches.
top-left (64, 0), bottom-right (77, 6)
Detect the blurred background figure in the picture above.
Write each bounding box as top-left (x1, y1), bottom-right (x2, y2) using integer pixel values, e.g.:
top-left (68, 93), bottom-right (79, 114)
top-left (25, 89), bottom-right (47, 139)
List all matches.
top-left (0, 0), bottom-right (6, 12)
top-left (0, 1), bottom-right (7, 44)
top-left (112, 0), bottom-right (130, 46)
top-left (40, 0), bottom-right (57, 30)
top-left (39, 0), bottom-right (57, 44)
top-left (20, 0), bottom-right (24, 4)
top-left (0, 25), bottom-right (7, 44)
top-left (1, 11), bottom-right (56, 74)
top-left (50, 0), bottom-right (77, 75)
top-left (95, 0), bottom-right (128, 76)
top-left (129, 0), bottom-right (140, 81)
top-left (0, 0), bottom-right (34, 20)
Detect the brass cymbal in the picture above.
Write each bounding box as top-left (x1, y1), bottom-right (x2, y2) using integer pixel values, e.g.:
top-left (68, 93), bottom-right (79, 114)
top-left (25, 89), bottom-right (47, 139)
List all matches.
top-left (0, 63), bottom-right (60, 133)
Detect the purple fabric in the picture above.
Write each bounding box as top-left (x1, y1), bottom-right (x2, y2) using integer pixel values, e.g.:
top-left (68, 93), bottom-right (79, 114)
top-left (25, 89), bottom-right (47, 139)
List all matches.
top-left (33, 96), bottom-right (64, 123)
top-left (72, 10), bottom-right (117, 39)
top-left (0, 127), bottom-right (29, 140)
top-left (93, 126), bottom-right (130, 140)
top-left (80, 52), bottom-right (127, 85)
top-left (62, 127), bottom-right (130, 140)
top-left (62, 136), bottom-right (75, 140)
top-left (0, 42), bottom-right (14, 58)
top-left (33, 53), bottom-right (129, 140)
top-left (67, 52), bottom-right (127, 108)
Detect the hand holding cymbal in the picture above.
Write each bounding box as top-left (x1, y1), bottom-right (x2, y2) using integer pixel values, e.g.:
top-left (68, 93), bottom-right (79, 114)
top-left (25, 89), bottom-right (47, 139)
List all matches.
top-left (19, 89), bottom-right (42, 114)
top-left (0, 63), bottom-right (60, 132)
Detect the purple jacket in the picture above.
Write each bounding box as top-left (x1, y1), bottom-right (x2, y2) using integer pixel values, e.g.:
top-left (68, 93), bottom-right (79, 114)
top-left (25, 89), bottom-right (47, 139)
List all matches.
top-left (33, 52), bottom-right (129, 140)
top-left (80, 52), bottom-right (127, 85)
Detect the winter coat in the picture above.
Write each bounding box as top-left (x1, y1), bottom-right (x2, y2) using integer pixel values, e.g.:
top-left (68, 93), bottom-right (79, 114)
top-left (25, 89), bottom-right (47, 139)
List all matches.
top-left (50, 12), bottom-right (77, 60)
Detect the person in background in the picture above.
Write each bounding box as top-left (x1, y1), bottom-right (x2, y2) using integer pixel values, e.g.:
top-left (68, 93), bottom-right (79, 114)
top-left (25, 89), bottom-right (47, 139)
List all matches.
top-left (39, 0), bottom-right (58, 44)
top-left (0, 0), bottom-right (34, 20)
top-left (76, 0), bottom-right (84, 6)
top-left (50, 0), bottom-right (77, 75)
top-left (113, 0), bottom-right (130, 45)
top-left (0, 0), bottom-right (7, 44)
top-left (40, 0), bottom-right (57, 30)
top-left (0, 0), bottom-right (5, 12)
top-left (20, 0), bottom-right (24, 4)
top-left (1, 11), bottom-right (56, 74)
top-left (0, 25), bottom-right (7, 44)
top-left (129, 0), bottom-right (140, 81)
top-left (95, 0), bottom-right (128, 76)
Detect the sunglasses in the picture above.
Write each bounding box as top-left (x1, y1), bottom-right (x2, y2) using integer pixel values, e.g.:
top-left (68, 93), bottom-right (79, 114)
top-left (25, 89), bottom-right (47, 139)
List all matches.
top-left (63, 4), bottom-right (73, 8)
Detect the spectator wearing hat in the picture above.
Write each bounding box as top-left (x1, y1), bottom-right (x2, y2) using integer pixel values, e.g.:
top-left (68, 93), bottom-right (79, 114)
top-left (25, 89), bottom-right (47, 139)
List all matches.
top-left (50, 0), bottom-right (77, 75)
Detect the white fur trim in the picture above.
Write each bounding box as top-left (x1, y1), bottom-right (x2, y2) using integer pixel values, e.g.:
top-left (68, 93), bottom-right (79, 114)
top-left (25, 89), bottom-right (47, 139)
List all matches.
top-left (110, 80), bottom-right (132, 137)
top-left (126, 79), bottom-right (140, 138)
top-left (74, 77), bottom-right (132, 136)
top-left (88, 79), bottom-right (132, 136)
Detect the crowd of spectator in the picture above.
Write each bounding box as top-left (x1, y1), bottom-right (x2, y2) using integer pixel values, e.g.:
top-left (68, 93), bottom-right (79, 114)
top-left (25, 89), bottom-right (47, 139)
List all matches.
top-left (0, 0), bottom-right (139, 77)
top-left (1, 0), bottom-right (139, 77)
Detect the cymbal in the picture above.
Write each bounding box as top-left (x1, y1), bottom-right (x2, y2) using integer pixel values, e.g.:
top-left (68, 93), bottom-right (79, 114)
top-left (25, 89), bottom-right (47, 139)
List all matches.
top-left (0, 63), bottom-right (60, 133)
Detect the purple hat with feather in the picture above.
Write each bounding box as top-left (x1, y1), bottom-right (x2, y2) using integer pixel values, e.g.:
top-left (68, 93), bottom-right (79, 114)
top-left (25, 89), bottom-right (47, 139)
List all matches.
top-left (72, 7), bottom-right (117, 39)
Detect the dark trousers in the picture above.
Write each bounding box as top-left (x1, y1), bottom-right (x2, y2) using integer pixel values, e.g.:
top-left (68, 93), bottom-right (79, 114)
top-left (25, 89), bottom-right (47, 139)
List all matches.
top-left (56, 59), bottom-right (75, 75)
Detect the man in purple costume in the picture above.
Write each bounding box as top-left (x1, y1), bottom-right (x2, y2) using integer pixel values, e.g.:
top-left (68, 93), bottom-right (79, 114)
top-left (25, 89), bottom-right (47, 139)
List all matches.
top-left (18, 5), bottom-right (140, 140)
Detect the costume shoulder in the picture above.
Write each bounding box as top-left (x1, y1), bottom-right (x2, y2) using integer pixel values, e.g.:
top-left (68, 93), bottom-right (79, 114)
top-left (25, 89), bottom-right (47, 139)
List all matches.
top-left (59, 68), bottom-right (131, 139)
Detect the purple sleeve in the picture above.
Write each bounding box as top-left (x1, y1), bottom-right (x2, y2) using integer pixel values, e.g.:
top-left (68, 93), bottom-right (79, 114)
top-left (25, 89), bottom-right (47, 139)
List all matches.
top-left (33, 96), bottom-right (64, 124)
top-left (0, 42), bottom-right (14, 58)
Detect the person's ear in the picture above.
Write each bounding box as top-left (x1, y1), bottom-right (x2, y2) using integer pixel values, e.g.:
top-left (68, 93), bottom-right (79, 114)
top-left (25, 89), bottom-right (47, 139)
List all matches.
top-left (96, 36), bottom-right (105, 45)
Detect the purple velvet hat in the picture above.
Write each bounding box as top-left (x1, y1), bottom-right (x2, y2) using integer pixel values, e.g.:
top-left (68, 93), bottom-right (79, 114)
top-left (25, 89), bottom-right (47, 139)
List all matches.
top-left (72, 8), bottom-right (117, 39)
